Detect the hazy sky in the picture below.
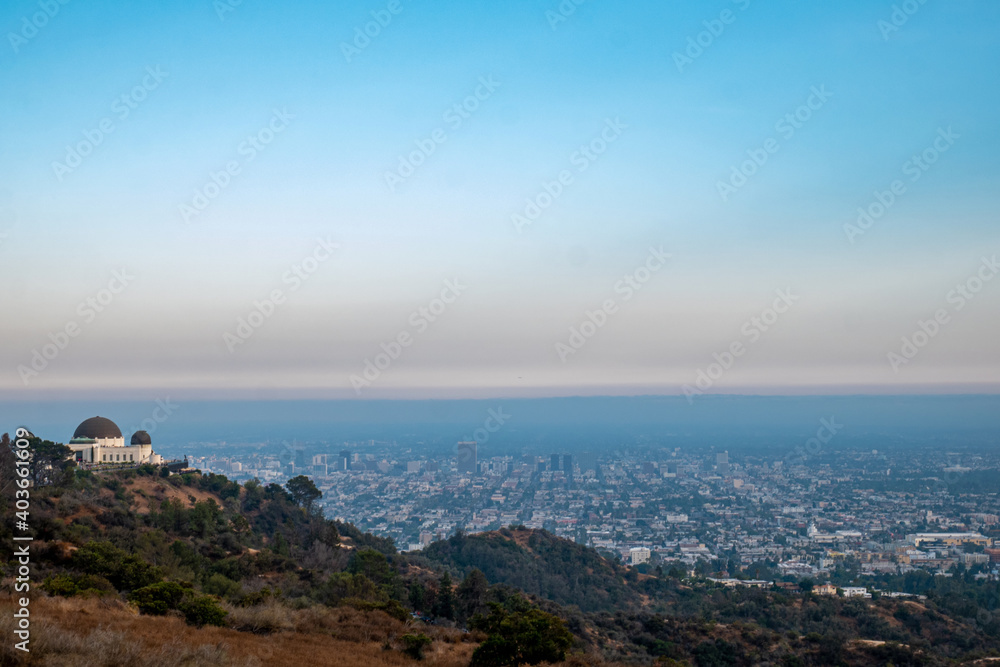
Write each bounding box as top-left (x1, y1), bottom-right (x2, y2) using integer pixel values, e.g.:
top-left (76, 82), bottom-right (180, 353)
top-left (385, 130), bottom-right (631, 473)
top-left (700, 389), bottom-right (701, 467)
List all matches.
top-left (1, 0), bottom-right (998, 399)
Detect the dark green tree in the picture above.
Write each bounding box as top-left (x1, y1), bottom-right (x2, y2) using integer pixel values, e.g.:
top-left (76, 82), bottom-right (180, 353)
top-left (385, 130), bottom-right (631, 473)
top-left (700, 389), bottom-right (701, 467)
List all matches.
top-left (470, 600), bottom-right (574, 666)
top-left (285, 475), bottom-right (322, 512)
top-left (348, 548), bottom-right (394, 586)
top-left (434, 571), bottom-right (455, 620)
top-left (12, 435), bottom-right (75, 487)
top-left (409, 581), bottom-right (427, 612)
top-left (457, 568), bottom-right (490, 622)
top-left (272, 531), bottom-right (290, 556)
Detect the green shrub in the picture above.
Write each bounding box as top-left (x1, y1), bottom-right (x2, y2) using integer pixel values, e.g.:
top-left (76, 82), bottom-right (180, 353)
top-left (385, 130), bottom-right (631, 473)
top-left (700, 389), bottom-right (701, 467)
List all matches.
top-left (42, 573), bottom-right (116, 598)
top-left (401, 633), bottom-right (433, 660)
top-left (130, 581), bottom-right (187, 615)
top-left (180, 595), bottom-right (228, 627)
top-left (74, 574), bottom-right (116, 596)
top-left (202, 573), bottom-right (241, 599)
top-left (72, 541), bottom-right (162, 591)
top-left (42, 574), bottom-right (78, 597)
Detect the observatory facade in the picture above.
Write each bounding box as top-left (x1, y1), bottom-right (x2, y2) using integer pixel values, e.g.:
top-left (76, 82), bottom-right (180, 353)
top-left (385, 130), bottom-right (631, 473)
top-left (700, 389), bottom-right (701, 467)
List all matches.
top-left (67, 416), bottom-right (163, 466)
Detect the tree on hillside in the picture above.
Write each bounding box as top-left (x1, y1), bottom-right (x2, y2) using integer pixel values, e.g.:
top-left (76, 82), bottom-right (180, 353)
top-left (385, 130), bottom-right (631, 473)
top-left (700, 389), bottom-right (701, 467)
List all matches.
top-left (409, 580), bottom-right (428, 613)
top-left (348, 548), bottom-right (394, 586)
top-left (457, 568), bottom-right (490, 622)
top-left (285, 475), bottom-right (321, 512)
top-left (0, 433), bottom-right (17, 493)
top-left (470, 599), bottom-right (574, 666)
top-left (13, 435), bottom-right (75, 487)
top-left (434, 571), bottom-right (455, 620)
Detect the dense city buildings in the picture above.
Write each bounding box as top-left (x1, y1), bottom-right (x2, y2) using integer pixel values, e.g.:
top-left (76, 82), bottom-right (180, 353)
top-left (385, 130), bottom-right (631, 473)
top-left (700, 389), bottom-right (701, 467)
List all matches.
top-left (191, 440), bottom-right (1000, 587)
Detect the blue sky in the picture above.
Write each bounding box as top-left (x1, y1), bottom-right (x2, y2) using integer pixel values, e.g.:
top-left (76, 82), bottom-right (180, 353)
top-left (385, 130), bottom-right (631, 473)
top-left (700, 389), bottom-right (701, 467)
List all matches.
top-left (1, 0), bottom-right (999, 398)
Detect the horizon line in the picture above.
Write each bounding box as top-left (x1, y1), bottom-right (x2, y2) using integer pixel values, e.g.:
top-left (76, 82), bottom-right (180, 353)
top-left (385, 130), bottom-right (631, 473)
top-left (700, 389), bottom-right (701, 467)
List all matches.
top-left (3, 382), bottom-right (1000, 402)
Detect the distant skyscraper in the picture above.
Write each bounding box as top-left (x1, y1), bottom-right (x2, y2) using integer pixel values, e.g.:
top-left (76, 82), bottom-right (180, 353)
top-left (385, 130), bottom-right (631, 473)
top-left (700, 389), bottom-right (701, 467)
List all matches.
top-left (562, 454), bottom-right (573, 473)
top-left (457, 441), bottom-right (477, 474)
top-left (716, 451), bottom-right (730, 475)
top-left (338, 449), bottom-right (351, 471)
top-left (550, 454), bottom-right (561, 472)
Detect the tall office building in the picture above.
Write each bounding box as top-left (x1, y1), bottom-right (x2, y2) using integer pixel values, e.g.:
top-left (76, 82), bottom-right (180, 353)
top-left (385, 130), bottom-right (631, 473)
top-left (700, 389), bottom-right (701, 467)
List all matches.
top-left (338, 450), bottom-right (351, 471)
top-left (457, 441), bottom-right (477, 474)
top-left (550, 454), bottom-right (561, 472)
top-left (716, 451), bottom-right (730, 475)
top-left (562, 454), bottom-right (573, 473)
top-left (578, 452), bottom-right (598, 474)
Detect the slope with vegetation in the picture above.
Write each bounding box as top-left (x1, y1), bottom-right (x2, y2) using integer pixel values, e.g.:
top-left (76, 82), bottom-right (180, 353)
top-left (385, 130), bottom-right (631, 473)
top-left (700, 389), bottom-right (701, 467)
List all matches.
top-left (3, 434), bottom-right (1000, 666)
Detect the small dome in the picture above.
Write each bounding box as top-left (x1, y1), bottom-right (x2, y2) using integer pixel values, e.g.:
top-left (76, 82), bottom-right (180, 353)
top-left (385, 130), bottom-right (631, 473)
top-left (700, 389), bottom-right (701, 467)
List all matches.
top-left (73, 417), bottom-right (122, 440)
top-left (131, 431), bottom-right (152, 446)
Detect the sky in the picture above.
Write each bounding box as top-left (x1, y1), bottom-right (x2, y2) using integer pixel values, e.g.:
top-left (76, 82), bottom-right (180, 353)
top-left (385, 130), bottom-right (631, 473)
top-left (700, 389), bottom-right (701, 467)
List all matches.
top-left (1, 0), bottom-right (999, 400)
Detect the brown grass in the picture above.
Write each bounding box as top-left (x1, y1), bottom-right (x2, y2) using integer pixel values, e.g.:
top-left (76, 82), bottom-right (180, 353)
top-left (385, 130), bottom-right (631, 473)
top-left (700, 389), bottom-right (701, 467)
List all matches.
top-left (0, 594), bottom-right (475, 667)
top-left (126, 477), bottom-right (222, 513)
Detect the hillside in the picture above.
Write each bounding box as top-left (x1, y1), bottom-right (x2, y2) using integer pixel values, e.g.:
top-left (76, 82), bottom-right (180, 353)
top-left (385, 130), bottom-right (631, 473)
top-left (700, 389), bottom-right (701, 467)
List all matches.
top-left (416, 527), bottom-right (639, 612)
top-left (3, 441), bottom-right (1000, 665)
top-left (0, 593), bottom-right (473, 667)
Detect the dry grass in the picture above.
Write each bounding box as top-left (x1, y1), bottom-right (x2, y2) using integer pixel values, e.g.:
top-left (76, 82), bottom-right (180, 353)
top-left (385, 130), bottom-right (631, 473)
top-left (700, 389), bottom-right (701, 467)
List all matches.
top-left (125, 477), bottom-right (221, 513)
top-left (0, 594), bottom-right (475, 667)
top-left (224, 601), bottom-right (295, 634)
